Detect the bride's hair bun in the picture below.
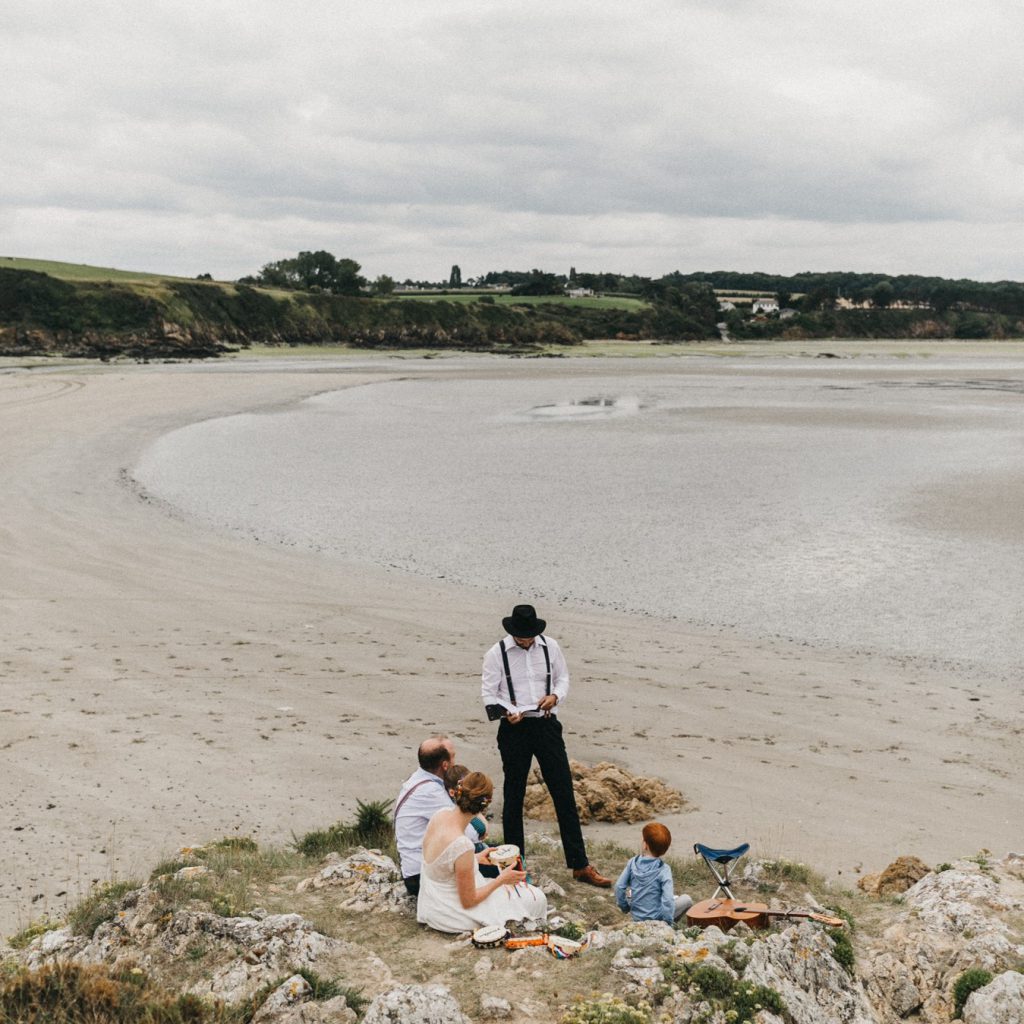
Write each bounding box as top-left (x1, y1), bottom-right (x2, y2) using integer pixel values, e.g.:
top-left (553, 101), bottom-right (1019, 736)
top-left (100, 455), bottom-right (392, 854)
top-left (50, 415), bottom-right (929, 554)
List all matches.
top-left (455, 771), bottom-right (493, 814)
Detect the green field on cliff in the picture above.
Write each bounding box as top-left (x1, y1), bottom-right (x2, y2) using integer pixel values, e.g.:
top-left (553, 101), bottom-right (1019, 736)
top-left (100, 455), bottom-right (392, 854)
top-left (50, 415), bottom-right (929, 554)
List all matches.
top-left (0, 255), bottom-right (197, 284)
top-left (392, 291), bottom-right (650, 311)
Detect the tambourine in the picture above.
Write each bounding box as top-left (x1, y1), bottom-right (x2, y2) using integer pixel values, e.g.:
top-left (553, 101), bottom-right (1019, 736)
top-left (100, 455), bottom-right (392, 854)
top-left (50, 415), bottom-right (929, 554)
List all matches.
top-left (488, 844), bottom-right (521, 870)
top-left (471, 925), bottom-right (511, 948)
top-left (547, 934), bottom-right (585, 959)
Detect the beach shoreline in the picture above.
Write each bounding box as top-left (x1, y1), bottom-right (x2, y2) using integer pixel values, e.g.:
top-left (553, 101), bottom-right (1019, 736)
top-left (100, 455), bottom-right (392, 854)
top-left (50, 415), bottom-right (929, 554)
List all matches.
top-left (1, 352), bottom-right (1020, 934)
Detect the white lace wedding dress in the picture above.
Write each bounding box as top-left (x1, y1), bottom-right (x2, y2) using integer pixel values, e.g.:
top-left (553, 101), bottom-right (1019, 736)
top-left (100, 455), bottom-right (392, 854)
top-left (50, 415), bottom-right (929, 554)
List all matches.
top-left (416, 834), bottom-right (547, 934)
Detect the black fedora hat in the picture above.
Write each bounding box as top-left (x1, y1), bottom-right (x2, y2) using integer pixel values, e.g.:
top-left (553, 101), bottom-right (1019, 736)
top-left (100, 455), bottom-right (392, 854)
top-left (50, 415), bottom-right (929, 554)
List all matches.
top-left (503, 604), bottom-right (546, 637)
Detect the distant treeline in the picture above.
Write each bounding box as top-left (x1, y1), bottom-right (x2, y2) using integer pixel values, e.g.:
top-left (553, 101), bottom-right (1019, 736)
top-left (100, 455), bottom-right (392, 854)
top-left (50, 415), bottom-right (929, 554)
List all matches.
top-left (475, 267), bottom-right (1024, 316)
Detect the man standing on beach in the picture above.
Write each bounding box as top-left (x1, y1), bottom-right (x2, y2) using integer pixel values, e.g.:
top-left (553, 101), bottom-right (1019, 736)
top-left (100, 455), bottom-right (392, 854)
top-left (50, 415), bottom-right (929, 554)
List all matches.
top-left (482, 604), bottom-right (611, 887)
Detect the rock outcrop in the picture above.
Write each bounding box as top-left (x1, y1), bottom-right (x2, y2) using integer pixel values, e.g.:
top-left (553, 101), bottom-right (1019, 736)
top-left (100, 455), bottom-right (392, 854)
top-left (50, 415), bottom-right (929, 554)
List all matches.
top-left (8, 846), bottom-right (1024, 1024)
top-left (857, 855), bottom-right (931, 896)
top-left (523, 760), bottom-right (684, 824)
top-left (295, 849), bottom-right (408, 913)
top-left (362, 984), bottom-right (471, 1024)
top-left (860, 853), bottom-right (1024, 1023)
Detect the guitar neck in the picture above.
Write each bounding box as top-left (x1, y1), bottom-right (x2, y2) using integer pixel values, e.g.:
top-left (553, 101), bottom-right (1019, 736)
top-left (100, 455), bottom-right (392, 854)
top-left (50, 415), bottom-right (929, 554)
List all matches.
top-left (735, 907), bottom-right (843, 927)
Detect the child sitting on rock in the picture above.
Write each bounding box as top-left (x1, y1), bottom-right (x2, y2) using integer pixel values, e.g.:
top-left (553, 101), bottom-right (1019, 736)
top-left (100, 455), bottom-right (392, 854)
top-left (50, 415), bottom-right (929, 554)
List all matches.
top-left (615, 822), bottom-right (693, 924)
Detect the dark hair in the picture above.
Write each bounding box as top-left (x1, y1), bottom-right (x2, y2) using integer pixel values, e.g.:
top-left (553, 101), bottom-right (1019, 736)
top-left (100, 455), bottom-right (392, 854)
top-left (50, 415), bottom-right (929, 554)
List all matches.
top-left (418, 735), bottom-right (451, 773)
top-left (642, 822), bottom-right (671, 858)
top-left (444, 764), bottom-right (469, 793)
top-left (454, 771), bottom-right (493, 815)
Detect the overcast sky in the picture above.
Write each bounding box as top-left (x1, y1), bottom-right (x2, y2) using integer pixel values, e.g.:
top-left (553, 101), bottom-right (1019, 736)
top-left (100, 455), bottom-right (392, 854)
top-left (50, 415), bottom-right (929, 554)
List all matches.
top-left (2, 1), bottom-right (1021, 282)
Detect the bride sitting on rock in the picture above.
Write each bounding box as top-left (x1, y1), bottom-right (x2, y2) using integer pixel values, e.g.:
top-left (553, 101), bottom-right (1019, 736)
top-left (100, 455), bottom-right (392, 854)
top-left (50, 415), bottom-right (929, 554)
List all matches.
top-left (417, 771), bottom-right (547, 934)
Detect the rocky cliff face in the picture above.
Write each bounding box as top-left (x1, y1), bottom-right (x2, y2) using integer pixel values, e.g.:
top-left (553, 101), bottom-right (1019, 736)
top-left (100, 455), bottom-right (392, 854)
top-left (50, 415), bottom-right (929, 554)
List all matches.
top-left (0, 323), bottom-right (233, 360)
top-left (5, 848), bottom-right (1023, 1024)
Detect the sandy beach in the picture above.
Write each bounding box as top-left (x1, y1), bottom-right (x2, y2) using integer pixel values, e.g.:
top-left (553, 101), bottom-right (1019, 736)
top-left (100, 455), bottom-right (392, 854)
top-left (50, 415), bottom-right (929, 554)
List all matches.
top-left (2, 347), bottom-right (1021, 934)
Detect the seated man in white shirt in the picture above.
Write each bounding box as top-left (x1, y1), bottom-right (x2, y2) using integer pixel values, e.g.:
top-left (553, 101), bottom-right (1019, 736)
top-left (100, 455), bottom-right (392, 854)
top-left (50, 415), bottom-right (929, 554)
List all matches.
top-left (394, 735), bottom-right (460, 896)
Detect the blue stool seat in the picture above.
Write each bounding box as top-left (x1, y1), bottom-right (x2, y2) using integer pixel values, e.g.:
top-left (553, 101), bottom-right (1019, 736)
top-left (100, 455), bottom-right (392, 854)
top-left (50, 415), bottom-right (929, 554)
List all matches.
top-left (693, 842), bottom-right (750, 863)
top-left (693, 841), bottom-right (751, 899)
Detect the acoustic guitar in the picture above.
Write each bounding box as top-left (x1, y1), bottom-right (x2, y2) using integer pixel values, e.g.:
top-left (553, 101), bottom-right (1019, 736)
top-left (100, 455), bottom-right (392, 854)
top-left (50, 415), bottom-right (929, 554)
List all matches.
top-left (686, 898), bottom-right (845, 931)
top-left (686, 898), bottom-right (770, 931)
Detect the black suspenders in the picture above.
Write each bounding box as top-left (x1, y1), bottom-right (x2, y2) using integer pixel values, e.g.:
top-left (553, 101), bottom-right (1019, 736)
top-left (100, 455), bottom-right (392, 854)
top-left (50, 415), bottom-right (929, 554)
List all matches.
top-left (498, 636), bottom-right (550, 707)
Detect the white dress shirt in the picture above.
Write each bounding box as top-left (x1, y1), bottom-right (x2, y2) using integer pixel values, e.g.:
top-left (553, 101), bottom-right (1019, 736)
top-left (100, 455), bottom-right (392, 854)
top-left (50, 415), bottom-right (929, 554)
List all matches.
top-left (394, 768), bottom-right (477, 879)
top-left (395, 769), bottom-right (452, 879)
top-left (481, 634), bottom-right (570, 718)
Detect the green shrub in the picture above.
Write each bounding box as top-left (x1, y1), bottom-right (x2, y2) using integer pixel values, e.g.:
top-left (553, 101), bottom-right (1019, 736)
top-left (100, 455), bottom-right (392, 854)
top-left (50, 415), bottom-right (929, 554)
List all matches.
top-left (67, 881), bottom-right (139, 938)
top-left (552, 920), bottom-right (586, 942)
top-left (953, 968), bottom-right (993, 1018)
top-left (690, 964), bottom-right (736, 999)
top-left (828, 927), bottom-right (856, 973)
top-left (561, 994), bottom-right (651, 1024)
top-left (658, 959), bottom-right (786, 1024)
top-left (730, 980), bottom-right (786, 1020)
top-left (293, 799), bottom-right (394, 858)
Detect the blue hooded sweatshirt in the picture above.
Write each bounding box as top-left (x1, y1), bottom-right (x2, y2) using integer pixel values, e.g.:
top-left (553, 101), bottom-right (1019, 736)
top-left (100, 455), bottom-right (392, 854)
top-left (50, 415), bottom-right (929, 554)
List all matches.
top-left (614, 854), bottom-right (674, 923)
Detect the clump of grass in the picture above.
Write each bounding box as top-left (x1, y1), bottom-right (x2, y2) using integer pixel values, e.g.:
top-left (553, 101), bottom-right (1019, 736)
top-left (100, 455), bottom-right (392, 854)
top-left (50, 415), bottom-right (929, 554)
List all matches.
top-left (8, 917), bottom-right (62, 950)
top-left (560, 993), bottom-right (651, 1024)
top-left (758, 858), bottom-right (815, 887)
top-left (0, 961), bottom-right (245, 1023)
top-left (206, 836), bottom-right (258, 855)
top-left (936, 862), bottom-right (954, 872)
top-left (292, 799), bottom-right (394, 859)
top-left (148, 860), bottom-right (196, 880)
top-left (295, 969), bottom-right (365, 1013)
top-left (953, 968), bottom-right (993, 1018)
top-left (67, 881), bottom-right (139, 938)
top-left (552, 920), bottom-right (586, 942)
top-left (152, 837), bottom-right (305, 919)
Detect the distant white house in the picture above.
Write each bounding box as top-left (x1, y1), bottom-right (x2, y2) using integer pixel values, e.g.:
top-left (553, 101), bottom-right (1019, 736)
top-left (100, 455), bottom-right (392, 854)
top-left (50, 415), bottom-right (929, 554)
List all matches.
top-left (751, 297), bottom-right (779, 314)
top-left (718, 300), bottom-right (736, 312)
top-left (567, 287), bottom-right (595, 298)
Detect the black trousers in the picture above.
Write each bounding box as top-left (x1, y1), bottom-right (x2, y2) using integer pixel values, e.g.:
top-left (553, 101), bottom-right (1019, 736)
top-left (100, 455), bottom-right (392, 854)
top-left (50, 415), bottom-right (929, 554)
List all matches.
top-left (497, 716), bottom-right (588, 870)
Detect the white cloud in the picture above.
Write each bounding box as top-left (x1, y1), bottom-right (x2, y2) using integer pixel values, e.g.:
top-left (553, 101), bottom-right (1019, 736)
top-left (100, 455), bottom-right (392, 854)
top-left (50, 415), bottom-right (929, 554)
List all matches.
top-left (1, 0), bottom-right (1021, 280)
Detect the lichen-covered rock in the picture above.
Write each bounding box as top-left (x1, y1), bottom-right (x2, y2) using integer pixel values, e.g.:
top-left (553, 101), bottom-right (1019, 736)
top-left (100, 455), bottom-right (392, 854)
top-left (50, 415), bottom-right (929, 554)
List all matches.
top-left (523, 760), bottom-right (683, 823)
top-left (962, 971), bottom-right (1024, 1024)
top-left (479, 993), bottom-right (513, 1019)
top-left (362, 984), bottom-right (471, 1024)
top-left (295, 850), bottom-right (407, 913)
top-left (611, 945), bottom-right (664, 988)
top-left (861, 951), bottom-right (921, 1018)
top-left (252, 975), bottom-right (313, 1023)
top-left (744, 922), bottom-right (876, 1024)
top-left (857, 856), bottom-right (931, 896)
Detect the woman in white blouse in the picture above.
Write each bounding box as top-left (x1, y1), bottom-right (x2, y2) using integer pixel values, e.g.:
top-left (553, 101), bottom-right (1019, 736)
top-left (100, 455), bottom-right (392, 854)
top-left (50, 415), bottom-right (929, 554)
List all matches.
top-left (416, 772), bottom-right (548, 934)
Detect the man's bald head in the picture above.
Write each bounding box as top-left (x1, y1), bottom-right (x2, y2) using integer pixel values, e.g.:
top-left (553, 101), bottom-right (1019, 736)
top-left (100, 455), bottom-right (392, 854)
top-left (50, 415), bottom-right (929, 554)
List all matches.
top-left (418, 734), bottom-right (455, 777)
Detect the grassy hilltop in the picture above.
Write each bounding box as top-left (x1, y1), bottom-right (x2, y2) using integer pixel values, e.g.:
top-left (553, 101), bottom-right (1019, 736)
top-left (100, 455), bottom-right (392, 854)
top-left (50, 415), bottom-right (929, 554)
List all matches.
top-left (0, 258), bottom-right (715, 360)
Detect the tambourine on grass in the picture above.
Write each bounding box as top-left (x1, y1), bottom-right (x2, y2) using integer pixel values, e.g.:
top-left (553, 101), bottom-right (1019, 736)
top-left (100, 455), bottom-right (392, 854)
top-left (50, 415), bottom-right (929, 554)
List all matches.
top-left (471, 925), bottom-right (511, 948)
